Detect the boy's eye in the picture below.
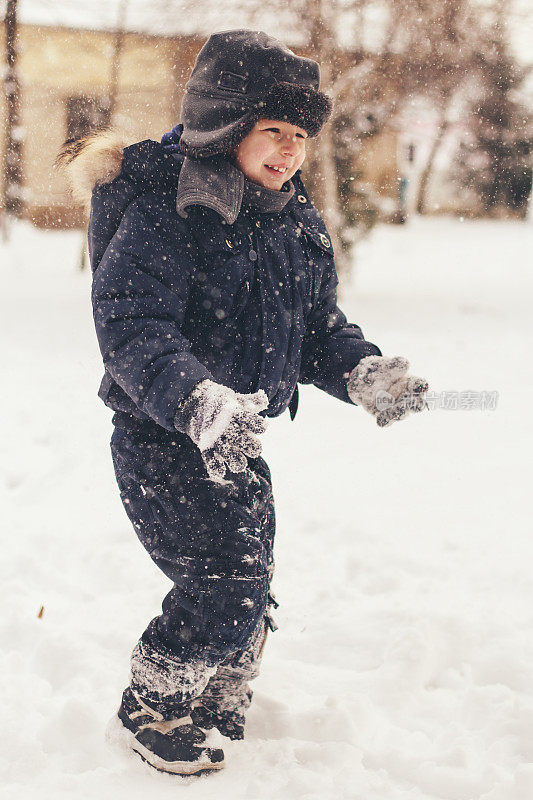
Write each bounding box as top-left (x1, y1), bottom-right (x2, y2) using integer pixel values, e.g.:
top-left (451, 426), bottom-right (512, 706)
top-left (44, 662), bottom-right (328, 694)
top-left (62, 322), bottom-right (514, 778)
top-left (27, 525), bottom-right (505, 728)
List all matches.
top-left (263, 128), bottom-right (307, 139)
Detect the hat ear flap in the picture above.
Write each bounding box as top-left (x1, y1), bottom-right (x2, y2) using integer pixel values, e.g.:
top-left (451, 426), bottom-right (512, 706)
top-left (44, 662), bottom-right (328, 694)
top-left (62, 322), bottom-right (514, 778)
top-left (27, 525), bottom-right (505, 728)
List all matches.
top-left (178, 112), bottom-right (260, 159)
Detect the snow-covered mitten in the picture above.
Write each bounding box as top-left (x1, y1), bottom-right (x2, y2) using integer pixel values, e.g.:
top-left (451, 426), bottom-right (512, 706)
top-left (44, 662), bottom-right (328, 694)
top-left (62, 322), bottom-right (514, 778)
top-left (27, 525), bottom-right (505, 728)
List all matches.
top-left (174, 379), bottom-right (269, 479)
top-left (347, 355), bottom-right (428, 427)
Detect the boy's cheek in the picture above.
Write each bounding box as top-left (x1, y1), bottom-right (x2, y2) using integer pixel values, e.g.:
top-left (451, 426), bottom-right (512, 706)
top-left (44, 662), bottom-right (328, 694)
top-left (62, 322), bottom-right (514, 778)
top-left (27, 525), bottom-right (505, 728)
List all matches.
top-left (294, 153), bottom-right (306, 173)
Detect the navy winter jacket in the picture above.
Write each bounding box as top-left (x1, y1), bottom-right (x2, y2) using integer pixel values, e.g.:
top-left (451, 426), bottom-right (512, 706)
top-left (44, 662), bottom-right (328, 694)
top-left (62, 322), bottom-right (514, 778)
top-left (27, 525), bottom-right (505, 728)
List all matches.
top-left (89, 126), bottom-right (381, 431)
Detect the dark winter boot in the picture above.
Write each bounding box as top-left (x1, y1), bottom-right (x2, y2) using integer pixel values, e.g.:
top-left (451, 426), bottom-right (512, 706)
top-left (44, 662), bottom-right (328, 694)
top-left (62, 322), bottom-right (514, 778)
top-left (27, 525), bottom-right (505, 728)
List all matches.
top-left (191, 692), bottom-right (252, 741)
top-left (191, 615), bottom-right (271, 740)
top-left (117, 687), bottom-right (225, 775)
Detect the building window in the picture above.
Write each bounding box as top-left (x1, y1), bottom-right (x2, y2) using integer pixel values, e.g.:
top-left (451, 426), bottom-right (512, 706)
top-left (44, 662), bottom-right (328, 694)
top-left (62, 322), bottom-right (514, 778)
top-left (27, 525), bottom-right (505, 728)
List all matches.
top-left (66, 96), bottom-right (110, 140)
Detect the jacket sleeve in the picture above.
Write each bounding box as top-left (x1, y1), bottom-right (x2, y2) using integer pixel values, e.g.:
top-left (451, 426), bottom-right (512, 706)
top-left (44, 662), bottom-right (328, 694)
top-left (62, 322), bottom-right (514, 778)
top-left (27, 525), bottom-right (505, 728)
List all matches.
top-left (299, 257), bottom-right (381, 404)
top-left (91, 193), bottom-right (213, 430)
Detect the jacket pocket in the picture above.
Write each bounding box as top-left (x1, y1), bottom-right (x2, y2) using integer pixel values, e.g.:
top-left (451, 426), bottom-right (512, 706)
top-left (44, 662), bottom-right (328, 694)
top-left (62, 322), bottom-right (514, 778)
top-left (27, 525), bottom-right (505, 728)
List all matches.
top-left (117, 472), bottom-right (167, 556)
top-left (300, 226), bottom-right (334, 307)
top-left (302, 227), bottom-right (333, 256)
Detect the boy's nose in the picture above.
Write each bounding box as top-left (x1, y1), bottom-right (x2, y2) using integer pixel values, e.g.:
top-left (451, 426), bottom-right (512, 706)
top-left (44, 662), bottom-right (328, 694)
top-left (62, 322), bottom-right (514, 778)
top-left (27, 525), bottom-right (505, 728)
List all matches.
top-left (280, 136), bottom-right (299, 156)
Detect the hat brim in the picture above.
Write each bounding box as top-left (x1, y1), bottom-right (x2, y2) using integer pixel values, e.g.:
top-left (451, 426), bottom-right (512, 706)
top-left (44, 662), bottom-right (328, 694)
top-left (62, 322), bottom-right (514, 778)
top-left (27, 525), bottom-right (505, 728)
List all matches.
top-left (257, 81), bottom-right (332, 138)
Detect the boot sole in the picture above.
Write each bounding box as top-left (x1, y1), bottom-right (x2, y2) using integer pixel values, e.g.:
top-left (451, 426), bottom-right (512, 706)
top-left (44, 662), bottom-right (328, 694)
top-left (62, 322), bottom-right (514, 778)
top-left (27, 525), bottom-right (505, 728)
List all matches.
top-left (135, 747), bottom-right (225, 776)
top-left (131, 733), bottom-right (225, 775)
top-left (106, 713), bottom-right (225, 775)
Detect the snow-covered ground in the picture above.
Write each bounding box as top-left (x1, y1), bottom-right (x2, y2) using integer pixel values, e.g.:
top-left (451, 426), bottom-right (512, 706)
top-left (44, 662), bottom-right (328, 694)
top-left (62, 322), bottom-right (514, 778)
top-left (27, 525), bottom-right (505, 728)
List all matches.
top-left (1, 217), bottom-right (532, 800)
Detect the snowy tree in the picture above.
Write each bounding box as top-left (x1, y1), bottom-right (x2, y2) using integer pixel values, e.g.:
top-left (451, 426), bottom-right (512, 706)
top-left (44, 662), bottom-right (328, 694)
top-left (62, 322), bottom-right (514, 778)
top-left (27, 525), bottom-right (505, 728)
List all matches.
top-left (276, 0), bottom-right (416, 270)
top-left (277, 1), bottom-right (504, 256)
top-left (383, 0), bottom-right (496, 215)
top-left (105, 0), bottom-right (129, 127)
top-left (2, 0), bottom-right (23, 230)
top-left (71, 0), bottom-right (129, 269)
top-left (451, 4), bottom-right (533, 217)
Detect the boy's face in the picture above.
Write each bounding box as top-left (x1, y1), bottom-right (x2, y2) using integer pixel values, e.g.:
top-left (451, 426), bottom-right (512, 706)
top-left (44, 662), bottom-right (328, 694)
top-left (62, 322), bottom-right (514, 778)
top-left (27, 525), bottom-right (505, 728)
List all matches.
top-left (232, 118), bottom-right (308, 190)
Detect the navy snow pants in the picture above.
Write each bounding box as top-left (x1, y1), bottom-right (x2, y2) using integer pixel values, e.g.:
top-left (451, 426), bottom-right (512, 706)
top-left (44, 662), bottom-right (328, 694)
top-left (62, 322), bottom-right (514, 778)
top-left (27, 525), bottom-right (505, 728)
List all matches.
top-left (110, 417), bottom-right (276, 708)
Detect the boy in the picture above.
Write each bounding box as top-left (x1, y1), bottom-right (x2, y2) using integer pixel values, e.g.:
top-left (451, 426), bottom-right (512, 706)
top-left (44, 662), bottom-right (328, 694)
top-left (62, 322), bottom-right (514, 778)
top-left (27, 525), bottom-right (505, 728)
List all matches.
top-left (60, 29), bottom-right (427, 775)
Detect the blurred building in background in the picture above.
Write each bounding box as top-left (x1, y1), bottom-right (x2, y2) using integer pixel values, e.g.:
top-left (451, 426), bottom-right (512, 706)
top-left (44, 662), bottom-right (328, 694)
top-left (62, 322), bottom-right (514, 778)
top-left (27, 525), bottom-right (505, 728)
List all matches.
top-left (0, 14), bottom-right (404, 230)
top-left (0, 20), bottom-right (205, 227)
top-left (1, 1), bottom-right (531, 231)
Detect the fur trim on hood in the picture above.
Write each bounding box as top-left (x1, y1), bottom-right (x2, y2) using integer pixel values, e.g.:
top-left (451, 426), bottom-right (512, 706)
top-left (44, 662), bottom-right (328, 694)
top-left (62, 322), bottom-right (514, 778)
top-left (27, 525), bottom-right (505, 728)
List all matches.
top-left (55, 129), bottom-right (129, 209)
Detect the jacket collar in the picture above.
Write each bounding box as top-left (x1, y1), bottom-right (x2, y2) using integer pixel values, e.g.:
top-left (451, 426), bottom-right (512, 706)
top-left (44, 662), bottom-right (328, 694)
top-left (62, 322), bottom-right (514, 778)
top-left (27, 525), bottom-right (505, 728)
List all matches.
top-left (175, 154), bottom-right (295, 224)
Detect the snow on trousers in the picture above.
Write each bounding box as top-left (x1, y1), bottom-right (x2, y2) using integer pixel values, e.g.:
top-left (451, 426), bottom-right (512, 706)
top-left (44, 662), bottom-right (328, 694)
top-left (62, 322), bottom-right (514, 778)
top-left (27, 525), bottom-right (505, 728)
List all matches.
top-left (110, 420), bottom-right (276, 709)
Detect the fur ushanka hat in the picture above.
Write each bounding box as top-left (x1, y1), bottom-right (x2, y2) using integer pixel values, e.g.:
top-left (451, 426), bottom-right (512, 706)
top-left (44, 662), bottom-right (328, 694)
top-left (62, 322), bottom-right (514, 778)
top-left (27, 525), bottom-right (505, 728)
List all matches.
top-left (179, 29), bottom-right (333, 158)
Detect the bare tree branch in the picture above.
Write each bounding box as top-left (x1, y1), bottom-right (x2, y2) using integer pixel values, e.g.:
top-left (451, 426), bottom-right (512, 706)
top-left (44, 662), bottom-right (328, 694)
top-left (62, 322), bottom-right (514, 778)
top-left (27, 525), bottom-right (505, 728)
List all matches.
top-left (2, 0), bottom-right (23, 227)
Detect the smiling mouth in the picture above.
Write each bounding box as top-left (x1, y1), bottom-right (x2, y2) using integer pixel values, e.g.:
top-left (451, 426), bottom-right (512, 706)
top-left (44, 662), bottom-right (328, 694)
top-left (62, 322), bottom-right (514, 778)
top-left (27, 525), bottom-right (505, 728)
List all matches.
top-left (264, 164), bottom-right (288, 175)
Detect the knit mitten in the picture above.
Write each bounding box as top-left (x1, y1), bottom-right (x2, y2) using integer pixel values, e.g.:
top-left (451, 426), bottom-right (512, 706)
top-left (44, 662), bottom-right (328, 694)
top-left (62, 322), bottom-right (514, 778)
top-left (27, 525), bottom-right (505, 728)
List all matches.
top-left (174, 379), bottom-right (268, 479)
top-left (347, 355), bottom-right (428, 427)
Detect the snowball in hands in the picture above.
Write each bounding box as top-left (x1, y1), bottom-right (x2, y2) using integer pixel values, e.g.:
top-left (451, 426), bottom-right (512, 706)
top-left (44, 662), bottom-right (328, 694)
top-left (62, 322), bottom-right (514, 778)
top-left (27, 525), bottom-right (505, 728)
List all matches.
top-left (347, 355), bottom-right (428, 427)
top-left (174, 379), bottom-right (268, 478)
